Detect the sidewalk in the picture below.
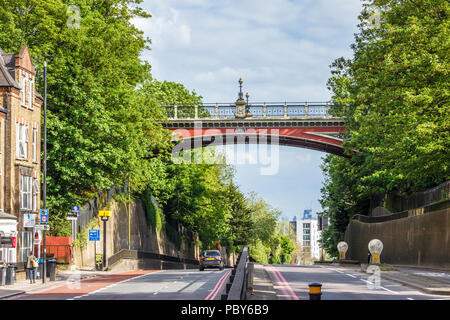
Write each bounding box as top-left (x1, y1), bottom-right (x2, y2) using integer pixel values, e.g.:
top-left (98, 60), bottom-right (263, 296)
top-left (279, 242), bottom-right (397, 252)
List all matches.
top-left (0, 268), bottom-right (111, 299)
top-left (246, 263), bottom-right (277, 300)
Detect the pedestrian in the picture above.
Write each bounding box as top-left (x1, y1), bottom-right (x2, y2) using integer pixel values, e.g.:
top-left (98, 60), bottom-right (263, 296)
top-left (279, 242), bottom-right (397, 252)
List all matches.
top-left (367, 250), bottom-right (372, 264)
top-left (26, 251), bottom-right (38, 284)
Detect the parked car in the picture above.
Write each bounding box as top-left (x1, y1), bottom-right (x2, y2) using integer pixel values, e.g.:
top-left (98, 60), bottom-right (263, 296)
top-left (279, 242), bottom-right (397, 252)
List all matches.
top-left (199, 250), bottom-right (224, 271)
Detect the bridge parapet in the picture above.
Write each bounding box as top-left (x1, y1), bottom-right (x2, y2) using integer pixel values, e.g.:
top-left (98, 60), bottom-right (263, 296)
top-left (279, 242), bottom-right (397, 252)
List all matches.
top-left (164, 102), bottom-right (334, 120)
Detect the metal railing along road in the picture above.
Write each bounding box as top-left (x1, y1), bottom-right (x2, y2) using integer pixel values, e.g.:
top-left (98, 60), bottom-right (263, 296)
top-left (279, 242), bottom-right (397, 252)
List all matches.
top-left (226, 246), bottom-right (249, 300)
top-left (163, 102), bottom-right (335, 120)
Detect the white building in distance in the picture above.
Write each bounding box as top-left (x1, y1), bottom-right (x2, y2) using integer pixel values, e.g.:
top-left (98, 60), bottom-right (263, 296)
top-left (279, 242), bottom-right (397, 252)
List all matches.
top-left (295, 210), bottom-right (322, 260)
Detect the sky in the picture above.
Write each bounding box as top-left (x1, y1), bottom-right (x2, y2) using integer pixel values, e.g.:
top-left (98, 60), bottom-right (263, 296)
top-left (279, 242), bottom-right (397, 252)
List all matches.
top-left (133, 0), bottom-right (363, 220)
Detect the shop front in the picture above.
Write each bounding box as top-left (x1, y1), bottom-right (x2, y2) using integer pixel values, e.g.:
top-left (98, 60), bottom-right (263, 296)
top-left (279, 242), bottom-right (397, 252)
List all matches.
top-left (0, 212), bottom-right (18, 264)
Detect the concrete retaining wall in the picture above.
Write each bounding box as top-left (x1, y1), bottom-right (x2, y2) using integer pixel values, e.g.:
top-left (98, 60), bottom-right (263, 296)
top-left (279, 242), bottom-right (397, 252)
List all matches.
top-left (110, 258), bottom-right (199, 273)
top-left (73, 198), bottom-right (200, 269)
top-left (344, 207), bottom-right (450, 268)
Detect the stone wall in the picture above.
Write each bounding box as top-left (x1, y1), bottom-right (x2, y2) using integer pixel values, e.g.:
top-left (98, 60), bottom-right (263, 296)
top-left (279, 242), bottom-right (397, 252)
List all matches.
top-left (344, 206), bottom-right (450, 268)
top-left (73, 197), bottom-right (200, 269)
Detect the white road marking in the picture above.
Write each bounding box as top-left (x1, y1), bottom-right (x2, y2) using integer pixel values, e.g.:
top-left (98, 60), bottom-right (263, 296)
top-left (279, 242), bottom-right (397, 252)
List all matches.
top-left (359, 279), bottom-right (399, 294)
top-left (407, 297), bottom-right (414, 300)
top-left (346, 274), bottom-right (357, 278)
top-left (65, 270), bottom-right (163, 300)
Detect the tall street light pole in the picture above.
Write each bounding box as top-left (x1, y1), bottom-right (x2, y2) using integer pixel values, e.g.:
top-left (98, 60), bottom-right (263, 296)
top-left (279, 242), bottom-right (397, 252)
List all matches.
top-left (42, 55), bottom-right (58, 283)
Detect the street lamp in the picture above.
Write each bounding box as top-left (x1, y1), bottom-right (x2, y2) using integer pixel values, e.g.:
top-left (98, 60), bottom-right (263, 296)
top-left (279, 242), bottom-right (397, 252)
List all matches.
top-left (99, 210), bottom-right (111, 270)
top-left (42, 55), bottom-right (59, 284)
top-left (245, 92), bottom-right (250, 115)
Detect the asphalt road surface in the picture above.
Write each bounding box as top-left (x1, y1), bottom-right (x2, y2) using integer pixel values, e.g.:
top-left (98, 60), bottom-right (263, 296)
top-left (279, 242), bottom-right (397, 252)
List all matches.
top-left (9, 269), bottom-right (231, 300)
top-left (264, 264), bottom-right (450, 300)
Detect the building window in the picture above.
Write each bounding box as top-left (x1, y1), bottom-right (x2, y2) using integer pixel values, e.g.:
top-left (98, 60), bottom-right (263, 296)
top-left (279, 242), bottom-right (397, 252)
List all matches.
top-left (303, 223), bottom-right (310, 229)
top-left (304, 229), bottom-right (310, 234)
top-left (28, 80), bottom-right (33, 108)
top-left (21, 77), bottom-right (26, 105)
top-left (20, 175), bottom-right (32, 210)
top-left (303, 235), bottom-right (310, 241)
top-left (24, 78), bottom-right (29, 106)
top-left (32, 128), bottom-right (37, 162)
top-left (33, 179), bottom-right (39, 211)
top-left (19, 231), bottom-right (33, 262)
top-left (16, 123), bottom-right (28, 159)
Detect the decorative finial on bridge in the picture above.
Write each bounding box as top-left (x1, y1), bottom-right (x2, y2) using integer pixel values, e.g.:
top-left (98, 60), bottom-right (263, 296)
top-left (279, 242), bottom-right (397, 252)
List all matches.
top-left (238, 78), bottom-right (244, 100)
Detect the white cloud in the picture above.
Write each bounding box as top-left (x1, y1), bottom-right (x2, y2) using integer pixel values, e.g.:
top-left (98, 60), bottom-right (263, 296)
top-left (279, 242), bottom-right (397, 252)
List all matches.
top-left (135, 0), bottom-right (362, 102)
top-left (134, 0), bottom-right (363, 218)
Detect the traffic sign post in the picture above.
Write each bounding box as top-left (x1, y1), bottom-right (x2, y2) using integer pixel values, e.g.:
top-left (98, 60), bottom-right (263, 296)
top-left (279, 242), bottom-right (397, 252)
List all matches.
top-left (72, 206), bottom-right (80, 213)
top-left (35, 225), bottom-right (50, 231)
top-left (67, 208), bottom-right (79, 242)
top-left (89, 229), bottom-right (101, 270)
top-left (89, 229), bottom-right (100, 242)
top-left (40, 209), bottom-right (49, 224)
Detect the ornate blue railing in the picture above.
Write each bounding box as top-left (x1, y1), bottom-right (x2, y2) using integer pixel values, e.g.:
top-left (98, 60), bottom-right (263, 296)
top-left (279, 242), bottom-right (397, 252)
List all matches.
top-left (163, 102), bottom-right (333, 120)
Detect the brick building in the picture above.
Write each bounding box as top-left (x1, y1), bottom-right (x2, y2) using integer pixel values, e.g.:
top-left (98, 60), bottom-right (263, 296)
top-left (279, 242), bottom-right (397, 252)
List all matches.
top-left (0, 46), bottom-right (42, 265)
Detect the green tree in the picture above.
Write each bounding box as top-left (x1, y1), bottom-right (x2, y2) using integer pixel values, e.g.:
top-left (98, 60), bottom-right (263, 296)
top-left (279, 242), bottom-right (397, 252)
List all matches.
top-left (328, 0), bottom-right (449, 196)
top-left (0, 0), bottom-right (166, 235)
top-left (321, 0), bottom-right (449, 256)
top-left (226, 183), bottom-right (253, 247)
top-left (246, 192), bottom-right (281, 263)
top-left (279, 235), bottom-right (294, 264)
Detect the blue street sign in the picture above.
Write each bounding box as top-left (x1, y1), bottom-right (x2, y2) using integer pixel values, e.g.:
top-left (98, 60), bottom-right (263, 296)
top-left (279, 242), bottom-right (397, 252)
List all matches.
top-left (71, 206), bottom-right (80, 213)
top-left (40, 209), bottom-right (49, 224)
top-left (89, 229), bottom-right (100, 241)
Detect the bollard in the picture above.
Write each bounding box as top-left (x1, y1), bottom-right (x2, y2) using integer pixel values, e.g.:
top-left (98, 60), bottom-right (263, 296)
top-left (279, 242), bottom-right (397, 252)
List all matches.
top-left (309, 283), bottom-right (322, 300)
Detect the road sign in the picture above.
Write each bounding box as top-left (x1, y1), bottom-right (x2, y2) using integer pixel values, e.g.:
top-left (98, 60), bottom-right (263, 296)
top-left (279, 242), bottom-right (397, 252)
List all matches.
top-left (35, 225), bottom-right (50, 231)
top-left (23, 214), bottom-right (36, 228)
top-left (40, 209), bottom-right (49, 224)
top-left (67, 211), bottom-right (78, 220)
top-left (89, 229), bottom-right (100, 241)
top-left (0, 236), bottom-right (13, 248)
top-left (72, 206), bottom-right (80, 213)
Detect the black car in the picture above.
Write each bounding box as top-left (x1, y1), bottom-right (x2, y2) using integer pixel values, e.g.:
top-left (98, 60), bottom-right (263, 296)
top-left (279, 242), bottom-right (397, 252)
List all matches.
top-left (199, 250), bottom-right (224, 271)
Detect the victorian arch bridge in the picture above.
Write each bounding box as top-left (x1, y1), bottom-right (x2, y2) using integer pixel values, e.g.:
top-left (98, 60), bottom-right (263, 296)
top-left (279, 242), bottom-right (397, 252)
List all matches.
top-left (161, 102), bottom-right (347, 157)
top-left (161, 79), bottom-right (347, 156)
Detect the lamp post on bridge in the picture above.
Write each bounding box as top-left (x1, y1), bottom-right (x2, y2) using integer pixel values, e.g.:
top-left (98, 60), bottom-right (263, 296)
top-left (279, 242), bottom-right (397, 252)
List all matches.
top-left (235, 78), bottom-right (248, 119)
top-left (245, 92), bottom-right (250, 116)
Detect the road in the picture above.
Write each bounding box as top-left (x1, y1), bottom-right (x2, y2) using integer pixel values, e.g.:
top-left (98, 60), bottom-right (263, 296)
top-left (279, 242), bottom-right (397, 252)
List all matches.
top-left (264, 264), bottom-right (450, 300)
top-left (8, 269), bottom-right (231, 300)
top-left (9, 264), bottom-right (448, 300)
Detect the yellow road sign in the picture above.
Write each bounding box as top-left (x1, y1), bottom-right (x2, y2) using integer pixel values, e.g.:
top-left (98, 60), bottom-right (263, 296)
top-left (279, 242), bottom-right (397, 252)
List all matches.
top-left (372, 253), bottom-right (380, 264)
top-left (99, 210), bottom-right (112, 217)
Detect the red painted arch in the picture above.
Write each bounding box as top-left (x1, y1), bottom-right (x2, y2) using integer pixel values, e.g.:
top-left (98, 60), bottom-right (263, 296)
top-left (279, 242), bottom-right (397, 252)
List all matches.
top-left (168, 126), bottom-right (347, 156)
